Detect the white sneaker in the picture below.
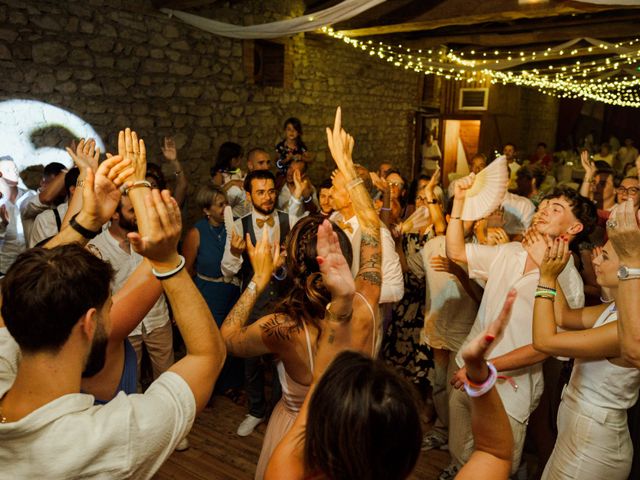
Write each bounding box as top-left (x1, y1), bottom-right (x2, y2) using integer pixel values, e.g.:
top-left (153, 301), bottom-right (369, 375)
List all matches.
top-left (175, 437), bottom-right (190, 451)
top-left (236, 414), bottom-right (265, 436)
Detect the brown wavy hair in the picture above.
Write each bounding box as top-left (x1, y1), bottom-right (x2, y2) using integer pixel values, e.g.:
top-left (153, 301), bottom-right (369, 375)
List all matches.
top-left (275, 215), bottom-right (353, 330)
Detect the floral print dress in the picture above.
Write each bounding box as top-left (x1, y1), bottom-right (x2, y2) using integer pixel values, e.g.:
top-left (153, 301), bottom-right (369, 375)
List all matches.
top-left (382, 230), bottom-right (435, 391)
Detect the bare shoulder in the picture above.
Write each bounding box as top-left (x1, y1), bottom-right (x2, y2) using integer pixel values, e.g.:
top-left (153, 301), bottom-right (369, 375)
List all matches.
top-left (258, 312), bottom-right (302, 344)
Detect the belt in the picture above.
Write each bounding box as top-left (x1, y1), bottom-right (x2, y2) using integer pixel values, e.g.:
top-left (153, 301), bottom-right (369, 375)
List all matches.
top-left (196, 272), bottom-right (240, 286)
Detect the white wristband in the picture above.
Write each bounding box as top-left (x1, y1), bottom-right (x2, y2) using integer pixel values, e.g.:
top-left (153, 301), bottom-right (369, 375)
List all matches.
top-left (463, 361), bottom-right (498, 398)
top-left (151, 255), bottom-right (186, 279)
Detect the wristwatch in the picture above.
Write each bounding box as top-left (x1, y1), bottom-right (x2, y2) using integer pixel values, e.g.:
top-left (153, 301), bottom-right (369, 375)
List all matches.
top-left (617, 266), bottom-right (640, 280)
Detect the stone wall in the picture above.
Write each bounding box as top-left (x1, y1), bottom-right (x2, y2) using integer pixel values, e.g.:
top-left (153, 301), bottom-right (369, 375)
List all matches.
top-left (0, 0), bottom-right (420, 223)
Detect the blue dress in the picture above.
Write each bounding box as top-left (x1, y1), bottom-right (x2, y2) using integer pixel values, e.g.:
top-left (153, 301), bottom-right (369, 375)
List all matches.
top-left (193, 219), bottom-right (241, 326)
top-left (192, 219), bottom-right (243, 392)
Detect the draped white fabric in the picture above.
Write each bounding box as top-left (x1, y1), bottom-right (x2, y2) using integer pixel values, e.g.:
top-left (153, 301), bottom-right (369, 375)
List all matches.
top-left (160, 0), bottom-right (385, 39)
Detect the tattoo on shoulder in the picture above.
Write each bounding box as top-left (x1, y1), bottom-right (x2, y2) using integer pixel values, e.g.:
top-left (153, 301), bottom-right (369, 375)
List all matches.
top-left (259, 314), bottom-right (301, 342)
top-left (357, 271), bottom-right (382, 286)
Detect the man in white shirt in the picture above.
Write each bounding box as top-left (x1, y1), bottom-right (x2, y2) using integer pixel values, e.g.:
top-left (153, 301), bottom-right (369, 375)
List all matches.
top-left (88, 195), bottom-right (174, 381)
top-left (329, 170), bottom-right (404, 306)
top-left (277, 158), bottom-right (318, 215)
top-left (440, 184), bottom-right (595, 479)
top-left (504, 142), bottom-right (521, 190)
top-left (28, 167), bottom-right (80, 247)
top-left (20, 161), bottom-right (68, 244)
top-left (422, 133), bottom-right (442, 173)
top-left (221, 169), bottom-right (293, 436)
top-left (225, 147), bottom-right (273, 218)
top-left (0, 153), bottom-right (225, 478)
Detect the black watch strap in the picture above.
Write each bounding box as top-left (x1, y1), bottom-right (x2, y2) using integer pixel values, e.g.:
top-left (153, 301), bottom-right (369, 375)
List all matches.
top-left (69, 213), bottom-right (101, 239)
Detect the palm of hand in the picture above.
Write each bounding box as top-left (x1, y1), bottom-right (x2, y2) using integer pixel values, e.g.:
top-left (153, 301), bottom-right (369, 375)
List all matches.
top-left (317, 220), bottom-right (355, 298)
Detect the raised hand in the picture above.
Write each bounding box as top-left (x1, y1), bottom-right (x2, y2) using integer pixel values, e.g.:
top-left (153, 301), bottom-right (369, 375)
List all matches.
top-left (540, 237), bottom-right (571, 283)
top-left (522, 227), bottom-right (552, 266)
top-left (427, 165), bottom-right (441, 192)
top-left (246, 226), bottom-right (279, 291)
top-left (128, 189), bottom-right (182, 268)
top-left (292, 169), bottom-right (311, 199)
top-left (161, 136), bottom-right (178, 162)
top-left (580, 150), bottom-right (596, 178)
top-left (486, 227), bottom-right (510, 245)
top-left (230, 230), bottom-right (246, 257)
top-left (326, 107), bottom-right (357, 181)
top-left (453, 173), bottom-right (476, 201)
top-left (117, 128), bottom-right (147, 184)
top-left (316, 219), bottom-right (355, 300)
top-left (369, 171), bottom-right (389, 193)
top-left (462, 289), bottom-right (516, 384)
top-left (66, 138), bottom-right (100, 173)
top-left (79, 155), bottom-right (134, 229)
top-left (607, 199), bottom-right (640, 266)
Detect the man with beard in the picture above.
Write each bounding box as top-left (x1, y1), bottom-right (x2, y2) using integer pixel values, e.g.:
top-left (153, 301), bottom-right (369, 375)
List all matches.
top-left (88, 194), bottom-right (174, 386)
top-left (222, 169), bottom-right (293, 436)
top-left (0, 158), bottom-right (226, 477)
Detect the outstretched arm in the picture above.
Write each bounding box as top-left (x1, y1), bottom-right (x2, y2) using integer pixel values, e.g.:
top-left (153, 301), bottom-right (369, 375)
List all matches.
top-left (446, 174), bottom-right (475, 264)
top-left (607, 199), bottom-right (640, 367)
top-left (458, 291), bottom-right (517, 480)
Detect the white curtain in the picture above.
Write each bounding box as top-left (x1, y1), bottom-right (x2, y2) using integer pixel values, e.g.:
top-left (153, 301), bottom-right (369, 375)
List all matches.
top-left (160, 0), bottom-right (385, 39)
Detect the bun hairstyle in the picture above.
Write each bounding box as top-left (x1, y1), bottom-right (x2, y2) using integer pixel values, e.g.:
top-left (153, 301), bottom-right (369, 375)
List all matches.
top-left (276, 215), bottom-right (353, 329)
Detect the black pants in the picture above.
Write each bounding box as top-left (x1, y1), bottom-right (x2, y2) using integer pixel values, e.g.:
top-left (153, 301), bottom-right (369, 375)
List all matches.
top-left (245, 354), bottom-right (282, 418)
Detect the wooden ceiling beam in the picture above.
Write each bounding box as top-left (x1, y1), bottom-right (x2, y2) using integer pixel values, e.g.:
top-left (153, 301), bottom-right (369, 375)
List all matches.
top-left (406, 21), bottom-right (640, 49)
top-left (337, 2), bottom-right (637, 37)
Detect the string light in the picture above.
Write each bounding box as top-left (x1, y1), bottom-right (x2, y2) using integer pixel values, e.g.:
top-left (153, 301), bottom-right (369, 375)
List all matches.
top-left (321, 27), bottom-right (640, 107)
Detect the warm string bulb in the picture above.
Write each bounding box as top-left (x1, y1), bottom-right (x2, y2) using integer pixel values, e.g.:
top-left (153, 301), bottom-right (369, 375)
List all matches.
top-left (322, 27), bottom-right (640, 107)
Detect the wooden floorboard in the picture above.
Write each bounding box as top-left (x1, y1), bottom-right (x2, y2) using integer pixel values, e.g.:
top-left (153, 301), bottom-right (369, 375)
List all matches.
top-left (155, 394), bottom-right (450, 479)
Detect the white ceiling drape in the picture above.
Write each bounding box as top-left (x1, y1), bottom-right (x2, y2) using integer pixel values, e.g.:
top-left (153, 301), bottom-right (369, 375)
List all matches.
top-left (161, 0), bottom-right (386, 39)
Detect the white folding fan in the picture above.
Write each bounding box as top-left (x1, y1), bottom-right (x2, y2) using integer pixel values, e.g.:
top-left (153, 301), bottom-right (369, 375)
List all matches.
top-left (460, 155), bottom-right (508, 221)
top-left (223, 205), bottom-right (237, 235)
top-left (400, 206), bottom-right (431, 234)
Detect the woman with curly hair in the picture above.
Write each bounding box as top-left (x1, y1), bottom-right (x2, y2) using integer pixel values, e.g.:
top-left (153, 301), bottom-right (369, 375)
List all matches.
top-left (221, 108), bottom-right (381, 480)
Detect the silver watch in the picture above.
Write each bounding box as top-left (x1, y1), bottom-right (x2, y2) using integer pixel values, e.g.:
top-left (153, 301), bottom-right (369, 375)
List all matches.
top-left (617, 266), bottom-right (640, 280)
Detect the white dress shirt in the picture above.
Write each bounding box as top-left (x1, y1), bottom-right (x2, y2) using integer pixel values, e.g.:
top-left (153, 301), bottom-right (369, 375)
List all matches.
top-left (329, 211), bottom-right (404, 304)
top-left (221, 210), bottom-right (294, 278)
top-left (0, 370), bottom-right (195, 479)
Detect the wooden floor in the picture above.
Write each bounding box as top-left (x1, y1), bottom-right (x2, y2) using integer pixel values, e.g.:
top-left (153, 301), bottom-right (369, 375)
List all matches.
top-left (155, 394), bottom-right (450, 480)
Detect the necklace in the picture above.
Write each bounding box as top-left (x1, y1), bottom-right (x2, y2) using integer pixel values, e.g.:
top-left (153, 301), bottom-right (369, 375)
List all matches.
top-left (208, 223), bottom-right (224, 242)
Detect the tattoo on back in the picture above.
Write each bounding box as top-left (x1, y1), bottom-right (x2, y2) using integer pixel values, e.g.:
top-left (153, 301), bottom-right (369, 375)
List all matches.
top-left (260, 314), bottom-right (301, 342)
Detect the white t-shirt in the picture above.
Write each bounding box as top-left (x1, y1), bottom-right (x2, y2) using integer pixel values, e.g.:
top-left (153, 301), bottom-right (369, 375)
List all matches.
top-left (455, 242), bottom-right (584, 423)
top-left (88, 230), bottom-right (169, 335)
top-left (0, 371), bottom-right (195, 479)
top-left (421, 236), bottom-right (477, 352)
top-left (0, 327), bottom-right (19, 394)
top-left (29, 202), bottom-right (68, 248)
top-left (19, 190), bottom-right (50, 246)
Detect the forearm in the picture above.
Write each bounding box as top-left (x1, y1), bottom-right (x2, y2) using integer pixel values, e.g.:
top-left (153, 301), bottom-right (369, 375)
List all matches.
top-left (163, 269), bottom-right (223, 359)
top-left (43, 210), bottom-right (99, 249)
top-left (172, 165), bottom-right (188, 207)
top-left (446, 198), bottom-right (467, 263)
top-left (490, 344), bottom-right (547, 372)
top-left (379, 189), bottom-right (391, 228)
top-left (532, 296), bottom-right (560, 353)
top-left (618, 278), bottom-right (640, 367)
top-left (220, 281), bottom-right (260, 348)
top-left (128, 186), bottom-right (151, 238)
top-left (39, 174), bottom-right (66, 204)
top-left (110, 261), bottom-right (162, 342)
top-left (61, 180), bottom-right (83, 228)
top-left (579, 176), bottom-right (593, 199)
top-left (428, 203), bottom-right (446, 236)
top-left (451, 264), bottom-right (483, 304)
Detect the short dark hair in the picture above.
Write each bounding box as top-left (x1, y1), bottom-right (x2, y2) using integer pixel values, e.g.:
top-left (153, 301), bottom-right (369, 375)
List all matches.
top-left (318, 179), bottom-right (333, 192)
top-left (305, 351), bottom-right (422, 480)
top-left (543, 186), bottom-right (597, 240)
top-left (503, 142), bottom-right (516, 150)
top-left (594, 160), bottom-right (614, 176)
top-left (247, 147), bottom-right (269, 161)
top-left (43, 162), bottom-right (66, 178)
top-left (2, 244), bottom-right (113, 353)
top-left (243, 169), bottom-right (276, 194)
top-left (537, 142), bottom-right (547, 149)
top-left (64, 167), bottom-right (80, 196)
top-left (196, 184), bottom-right (225, 211)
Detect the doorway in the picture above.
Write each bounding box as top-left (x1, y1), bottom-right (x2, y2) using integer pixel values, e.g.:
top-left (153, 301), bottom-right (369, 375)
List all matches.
top-left (442, 119), bottom-right (481, 187)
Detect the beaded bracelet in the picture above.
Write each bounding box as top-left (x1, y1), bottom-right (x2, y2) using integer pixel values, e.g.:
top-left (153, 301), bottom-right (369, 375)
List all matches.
top-left (151, 255), bottom-right (186, 280)
top-left (124, 180), bottom-right (152, 195)
top-left (464, 361), bottom-right (498, 398)
top-left (537, 284), bottom-right (556, 292)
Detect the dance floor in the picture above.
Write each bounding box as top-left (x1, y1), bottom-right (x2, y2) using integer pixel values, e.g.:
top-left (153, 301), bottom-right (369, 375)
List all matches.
top-left (155, 394), bottom-right (450, 479)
